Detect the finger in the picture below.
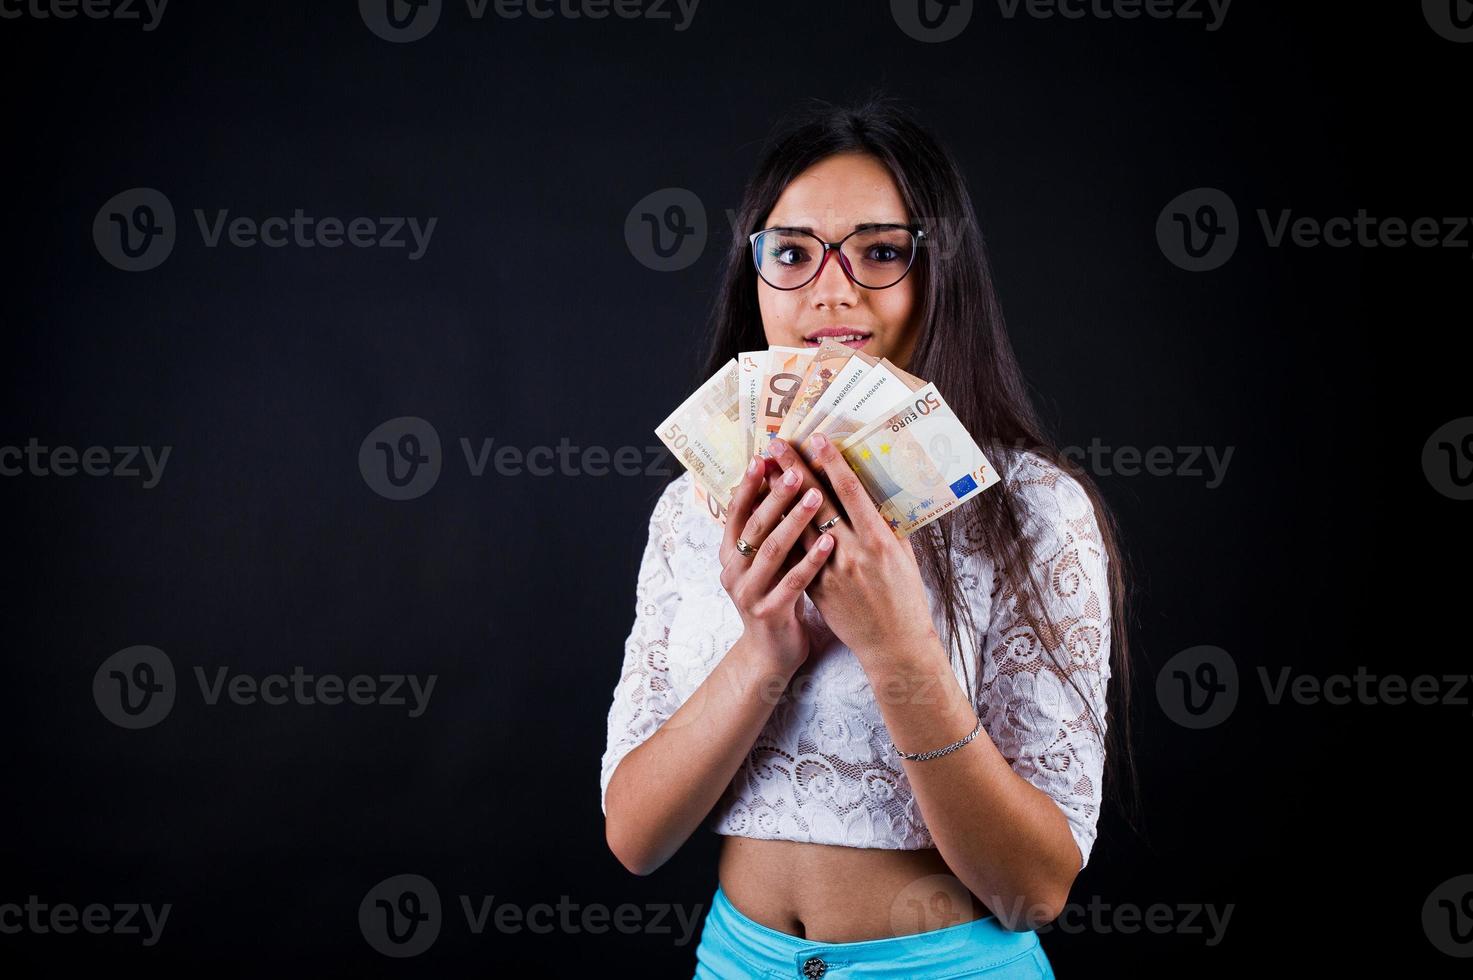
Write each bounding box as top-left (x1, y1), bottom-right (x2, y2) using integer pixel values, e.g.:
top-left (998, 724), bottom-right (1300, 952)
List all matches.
top-left (720, 456), bottom-right (768, 563)
top-left (738, 464), bottom-right (807, 558)
top-left (766, 438), bottom-right (843, 528)
top-left (805, 431), bottom-right (891, 538)
top-left (748, 485), bottom-right (824, 592)
top-left (767, 530), bottom-right (836, 606)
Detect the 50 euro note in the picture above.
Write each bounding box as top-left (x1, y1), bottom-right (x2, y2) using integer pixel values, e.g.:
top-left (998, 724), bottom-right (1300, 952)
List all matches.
top-left (798, 357), bottom-right (927, 462)
top-left (737, 349), bottom-right (767, 460)
top-left (784, 349), bottom-right (878, 449)
top-left (774, 338), bottom-right (858, 443)
top-left (691, 479), bottom-right (729, 526)
top-left (654, 358), bottom-right (747, 510)
top-left (754, 345), bottom-right (814, 458)
top-left (837, 382), bottom-right (1000, 538)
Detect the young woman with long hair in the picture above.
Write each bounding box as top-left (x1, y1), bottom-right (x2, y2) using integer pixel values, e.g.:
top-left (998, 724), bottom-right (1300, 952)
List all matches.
top-left (601, 94), bottom-right (1137, 979)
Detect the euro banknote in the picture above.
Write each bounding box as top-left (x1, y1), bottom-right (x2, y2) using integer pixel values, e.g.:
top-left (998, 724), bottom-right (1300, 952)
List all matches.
top-left (836, 382), bottom-right (1000, 537)
top-left (657, 346), bottom-right (998, 537)
top-left (799, 356), bottom-right (927, 457)
top-left (774, 338), bottom-right (860, 444)
top-left (753, 346), bottom-right (814, 458)
top-left (654, 358), bottom-right (747, 509)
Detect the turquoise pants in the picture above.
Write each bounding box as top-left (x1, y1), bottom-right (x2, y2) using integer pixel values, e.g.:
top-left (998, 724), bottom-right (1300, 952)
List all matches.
top-left (692, 883), bottom-right (1056, 979)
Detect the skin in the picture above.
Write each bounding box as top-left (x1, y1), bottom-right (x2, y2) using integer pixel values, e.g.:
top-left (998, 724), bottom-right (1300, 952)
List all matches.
top-left (756, 151), bottom-right (925, 370)
top-left (717, 152), bottom-right (1081, 940)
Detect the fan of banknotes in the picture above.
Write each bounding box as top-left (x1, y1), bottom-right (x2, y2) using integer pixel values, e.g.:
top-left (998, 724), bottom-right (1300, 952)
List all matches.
top-left (655, 338), bottom-right (1000, 538)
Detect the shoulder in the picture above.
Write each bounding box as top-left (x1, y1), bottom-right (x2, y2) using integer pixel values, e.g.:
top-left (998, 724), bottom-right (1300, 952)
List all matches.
top-left (991, 447), bottom-right (1103, 564)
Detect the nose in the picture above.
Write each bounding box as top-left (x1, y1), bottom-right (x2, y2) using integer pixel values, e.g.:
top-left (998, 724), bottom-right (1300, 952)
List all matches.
top-left (809, 245), bottom-right (860, 310)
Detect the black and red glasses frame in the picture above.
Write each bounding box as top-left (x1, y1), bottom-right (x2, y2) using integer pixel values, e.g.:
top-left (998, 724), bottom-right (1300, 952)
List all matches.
top-left (747, 223), bottom-right (928, 291)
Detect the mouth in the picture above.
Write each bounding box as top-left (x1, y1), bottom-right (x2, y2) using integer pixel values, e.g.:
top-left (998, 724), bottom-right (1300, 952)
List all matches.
top-left (802, 329), bottom-right (873, 350)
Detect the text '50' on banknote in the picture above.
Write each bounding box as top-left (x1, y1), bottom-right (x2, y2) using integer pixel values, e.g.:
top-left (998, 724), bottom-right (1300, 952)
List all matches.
top-left (654, 358), bottom-right (746, 508)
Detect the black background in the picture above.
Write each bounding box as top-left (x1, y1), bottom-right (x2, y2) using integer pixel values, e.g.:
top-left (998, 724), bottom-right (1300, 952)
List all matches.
top-left (1, 1), bottom-right (1465, 976)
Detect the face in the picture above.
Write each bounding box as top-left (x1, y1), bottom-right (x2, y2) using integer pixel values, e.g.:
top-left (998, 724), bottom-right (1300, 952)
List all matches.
top-left (755, 152), bottom-right (924, 369)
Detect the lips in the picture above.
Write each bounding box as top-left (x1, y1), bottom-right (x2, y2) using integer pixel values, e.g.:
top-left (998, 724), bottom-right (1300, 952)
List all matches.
top-left (802, 328), bottom-right (873, 350)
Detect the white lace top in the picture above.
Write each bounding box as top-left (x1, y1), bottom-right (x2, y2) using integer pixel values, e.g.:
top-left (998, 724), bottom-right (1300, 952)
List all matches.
top-left (599, 448), bottom-right (1111, 871)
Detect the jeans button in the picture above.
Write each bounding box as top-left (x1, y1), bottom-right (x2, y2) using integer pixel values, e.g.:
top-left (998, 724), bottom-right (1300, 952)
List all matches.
top-left (801, 956), bottom-right (827, 979)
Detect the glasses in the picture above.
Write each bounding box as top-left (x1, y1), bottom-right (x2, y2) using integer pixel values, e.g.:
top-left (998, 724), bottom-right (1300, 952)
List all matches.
top-left (748, 224), bottom-right (926, 291)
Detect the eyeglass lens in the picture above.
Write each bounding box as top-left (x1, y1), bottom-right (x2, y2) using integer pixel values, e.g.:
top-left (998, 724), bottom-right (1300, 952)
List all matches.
top-left (752, 227), bottom-right (918, 289)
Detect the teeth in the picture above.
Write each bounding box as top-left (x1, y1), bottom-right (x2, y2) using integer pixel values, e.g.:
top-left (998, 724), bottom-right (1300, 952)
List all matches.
top-left (809, 334), bottom-right (868, 343)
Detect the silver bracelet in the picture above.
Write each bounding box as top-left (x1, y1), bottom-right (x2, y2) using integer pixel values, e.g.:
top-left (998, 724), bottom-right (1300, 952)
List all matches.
top-left (892, 715), bottom-right (983, 762)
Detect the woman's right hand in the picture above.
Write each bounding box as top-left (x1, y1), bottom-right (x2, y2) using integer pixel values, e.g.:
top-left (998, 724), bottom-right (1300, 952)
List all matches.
top-left (717, 455), bottom-right (836, 674)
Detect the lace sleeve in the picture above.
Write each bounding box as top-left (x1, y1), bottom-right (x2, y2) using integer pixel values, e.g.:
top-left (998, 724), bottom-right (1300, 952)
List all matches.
top-left (979, 456), bottom-right (1112, 871)
top-left (599, 479), bottom-right (686, 817)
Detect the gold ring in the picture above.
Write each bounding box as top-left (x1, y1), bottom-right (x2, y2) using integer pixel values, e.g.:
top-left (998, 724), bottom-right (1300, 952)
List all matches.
top-left (735, 538), bottom-right (757, 558)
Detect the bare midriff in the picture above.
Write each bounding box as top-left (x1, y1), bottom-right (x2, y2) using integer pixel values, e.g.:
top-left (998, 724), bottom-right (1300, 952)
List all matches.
top-left (717, 834), bottom-right (993, 944)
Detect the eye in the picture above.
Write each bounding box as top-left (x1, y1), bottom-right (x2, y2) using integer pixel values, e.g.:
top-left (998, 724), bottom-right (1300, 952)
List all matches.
top-left (769, 240), bottom-right (811, 266)
top-left (865, 244), bottom-right (901, 262)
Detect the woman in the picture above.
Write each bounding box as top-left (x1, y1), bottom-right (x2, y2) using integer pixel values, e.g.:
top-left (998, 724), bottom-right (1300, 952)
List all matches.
top-left (601, 95), bottom-right (1136, 979)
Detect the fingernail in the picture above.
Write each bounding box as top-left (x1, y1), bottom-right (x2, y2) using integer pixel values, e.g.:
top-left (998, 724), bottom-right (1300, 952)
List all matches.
top-left (770, 439), bottom-right (788, 457)
top-left (783, 468), bottom-right (800, 488)
top-left (802, 487), bottom-right (820, 507)
top-left (817, 533), bottom-right (833, 551)
top-left (810, 433), bottom-right (828, 451)
top-left (747, 457), bottom-right (760, 476)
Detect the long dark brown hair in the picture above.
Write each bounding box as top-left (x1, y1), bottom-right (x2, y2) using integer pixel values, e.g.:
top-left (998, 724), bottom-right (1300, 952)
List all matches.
top-left (683, 94), bottom-right (1140, 848)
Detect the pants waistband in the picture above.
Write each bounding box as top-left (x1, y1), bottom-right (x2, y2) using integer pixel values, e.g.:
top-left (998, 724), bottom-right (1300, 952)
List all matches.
top-left (706, 883), bottom-right (1043, 977)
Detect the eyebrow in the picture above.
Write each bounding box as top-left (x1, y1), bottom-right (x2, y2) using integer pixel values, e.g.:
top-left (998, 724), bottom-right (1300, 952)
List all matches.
top-left (766, 222), bottom-right (911, 234)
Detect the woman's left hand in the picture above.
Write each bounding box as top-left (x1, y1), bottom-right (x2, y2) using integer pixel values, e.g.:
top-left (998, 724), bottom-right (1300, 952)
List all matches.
top-left (765, 432), bottom-right (940, 667)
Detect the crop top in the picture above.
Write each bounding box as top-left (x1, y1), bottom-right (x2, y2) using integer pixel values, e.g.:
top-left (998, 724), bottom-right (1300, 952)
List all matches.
top-left (599, 447), bottom-right (1111, 871)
